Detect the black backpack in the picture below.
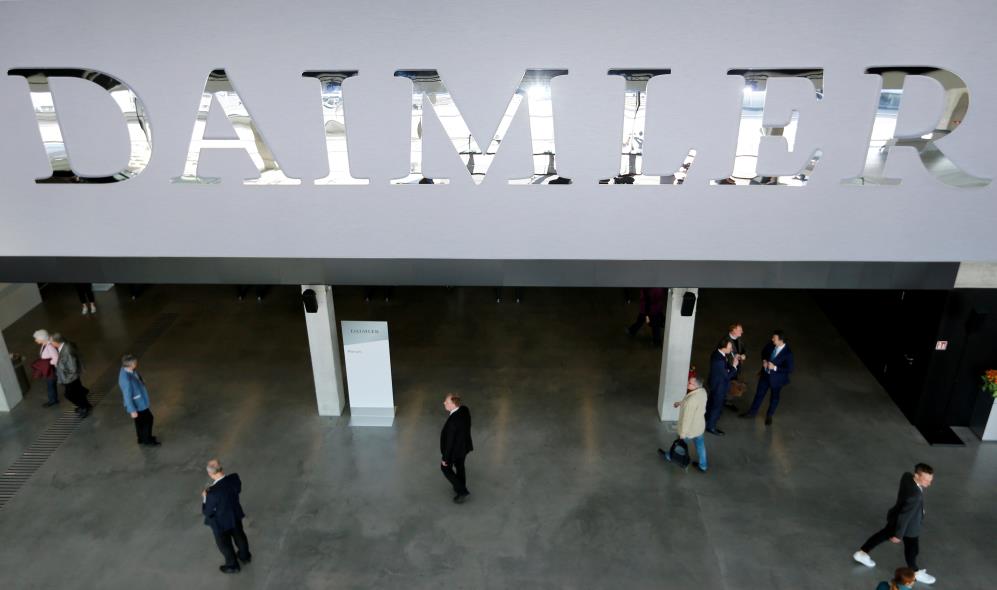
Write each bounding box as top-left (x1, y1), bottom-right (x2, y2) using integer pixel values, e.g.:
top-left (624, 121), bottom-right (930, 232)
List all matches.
top-left (668, 438), bottom-right (691, 469)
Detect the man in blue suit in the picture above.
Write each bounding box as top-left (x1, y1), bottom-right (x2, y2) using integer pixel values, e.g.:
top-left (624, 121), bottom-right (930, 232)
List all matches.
top-left (706, 339), bottom-right (739, 436)
top-left (202, 459), bottom-right (252, 574)
top-left (741, 330), bottom-right (794, 426)
top-left (119, 354), bottom-right (159, 446)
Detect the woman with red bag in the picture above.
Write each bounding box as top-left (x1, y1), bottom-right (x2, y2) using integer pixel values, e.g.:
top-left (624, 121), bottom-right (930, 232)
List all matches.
top-left (32, 329), bottom-right (59, 407)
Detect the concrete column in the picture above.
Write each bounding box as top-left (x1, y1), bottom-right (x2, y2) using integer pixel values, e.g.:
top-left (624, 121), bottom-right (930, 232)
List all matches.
top-left (302, 285), bottom-right (346, 416)
top-left (657, 288), bottom-right (698, 421)
top-left (0, 331), bottom-right (23, 411)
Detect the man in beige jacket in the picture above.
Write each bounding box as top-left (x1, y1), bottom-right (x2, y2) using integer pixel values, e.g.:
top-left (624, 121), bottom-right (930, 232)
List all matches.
top-left (659, 375), bottom-right (709, 472)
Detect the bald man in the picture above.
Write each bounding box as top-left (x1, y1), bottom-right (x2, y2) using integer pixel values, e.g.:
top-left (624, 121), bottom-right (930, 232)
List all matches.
top-left (201, 459), bottom-right (251, 574)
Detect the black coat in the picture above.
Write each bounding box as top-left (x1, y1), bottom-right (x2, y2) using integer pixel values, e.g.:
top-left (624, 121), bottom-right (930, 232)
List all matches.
top-left (202, 473), bottom-right (246, 533)
top-left (886, 472), bottom-right (926, 538)
top-left (707, 350), bottom-right (736, 397)
top-left (440, 406), bottom-right (473, 463)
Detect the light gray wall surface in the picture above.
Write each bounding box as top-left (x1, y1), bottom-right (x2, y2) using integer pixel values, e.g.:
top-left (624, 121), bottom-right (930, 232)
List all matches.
top-left (0, 0), bottom-right (995, 271)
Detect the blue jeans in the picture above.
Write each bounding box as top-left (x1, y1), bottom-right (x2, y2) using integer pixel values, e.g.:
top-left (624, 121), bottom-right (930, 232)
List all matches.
top-left (666, 435), bottom-right (707, 470)
top-left (46, 377), bottom-right (59, 404)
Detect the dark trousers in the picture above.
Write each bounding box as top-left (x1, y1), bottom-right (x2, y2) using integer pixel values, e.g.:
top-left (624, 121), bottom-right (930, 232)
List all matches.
top-left (46, 377), bottom-right (59, 404)
top-left (748, 376), bottom-right (783, 417)
top-left (441, 458), bottom-right (469, 495)
top-left (861, 526), bottom-right (920, 570)
top-left (212, 522), bottom-right (251, 567)
top-left (705, 386), bottom-right (728, 430)
top-left (628, 312), bottom-right (664, 345)
top-left (133, 409), bottom-right (154, 444)
top-left (63, 379), bottom-right (92, 410)
top-left (74, 284), bottom-right (95, 304)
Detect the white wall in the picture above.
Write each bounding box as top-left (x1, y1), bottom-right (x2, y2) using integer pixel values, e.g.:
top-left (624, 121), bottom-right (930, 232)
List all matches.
top-left (0, 283), bottom-right (41, 330)
top-left (0, 0), bottom-right (995, 263)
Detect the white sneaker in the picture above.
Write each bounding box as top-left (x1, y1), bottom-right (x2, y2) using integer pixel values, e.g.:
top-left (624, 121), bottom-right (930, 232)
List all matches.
top-left (81, 305), bottom-right (89, 316)
top-left (915, 570), bottom-right (936, 585)
top-left (89, 303), bottom-right (97, 314)
top-left (852, 551), bottom-right (876, 568)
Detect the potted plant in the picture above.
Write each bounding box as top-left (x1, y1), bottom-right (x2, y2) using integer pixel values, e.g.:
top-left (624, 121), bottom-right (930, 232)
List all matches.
top-left (971, 370), bottom-right (997, 441)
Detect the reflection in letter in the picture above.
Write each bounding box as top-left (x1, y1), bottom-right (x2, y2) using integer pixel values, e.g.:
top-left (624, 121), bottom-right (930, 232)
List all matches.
top-left (843, 67), bottom-right (989, 187)
top-left (392, 69), bottom-right (570, 185)
top-left (7, 68), bottom-right (152, 184)
top-left (172, 69), bottom-right (299, 185)
top-left (301, 70), bottom-right (367, 185)
top-left (600, 69), bottom-right (695, 185)
top-left (711, 69), bottom-right (824, 186)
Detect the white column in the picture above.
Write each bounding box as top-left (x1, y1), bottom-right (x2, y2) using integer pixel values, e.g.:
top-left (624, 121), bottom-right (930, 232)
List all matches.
top-left (0, 331), bottom-right (23, 411)
top-left (302, 285), bottom-right (346, 416)
top-left (657, 288), bottom-right (698, 421)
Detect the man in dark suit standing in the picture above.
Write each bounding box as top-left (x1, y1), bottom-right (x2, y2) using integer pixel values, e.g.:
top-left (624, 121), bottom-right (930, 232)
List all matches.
top-left (440, 393), bottom-right (473, 503)
top-left (705, 340), bottom-right (738, 436)
top-left (741, 330), bottom-right (794, 426)
top-left (201, 459), bottom-right (252, 574)
top-left (853, 464), bottom-right (937, 585)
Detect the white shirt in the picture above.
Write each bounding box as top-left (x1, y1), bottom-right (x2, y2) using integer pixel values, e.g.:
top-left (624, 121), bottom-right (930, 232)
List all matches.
top-left (449, 407), bottom-right (459, 416)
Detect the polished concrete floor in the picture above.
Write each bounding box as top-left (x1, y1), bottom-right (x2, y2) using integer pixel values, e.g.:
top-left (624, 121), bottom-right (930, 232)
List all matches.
top-left (0, 285), bottom-right (994, 589)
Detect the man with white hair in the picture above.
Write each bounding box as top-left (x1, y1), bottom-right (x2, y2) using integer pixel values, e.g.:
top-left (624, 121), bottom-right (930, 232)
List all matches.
top-left (202, 459), bottom-right (251, 574)
top-left (32, 329), bottom-right (60, 407)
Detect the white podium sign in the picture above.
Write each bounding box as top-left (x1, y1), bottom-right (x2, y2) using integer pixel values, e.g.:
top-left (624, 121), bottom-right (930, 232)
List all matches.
top-left (341, 321), bottom-right (395, 427)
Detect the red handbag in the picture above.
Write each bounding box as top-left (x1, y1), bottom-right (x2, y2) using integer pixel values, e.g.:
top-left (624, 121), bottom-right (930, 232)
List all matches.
top-left (31, 358), bottom-right (54, 379)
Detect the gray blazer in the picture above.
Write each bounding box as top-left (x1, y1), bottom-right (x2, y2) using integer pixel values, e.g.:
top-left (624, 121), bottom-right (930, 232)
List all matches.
top-left (887, 472), bottom-right (926, 538)
top-left (55, 342), bottom-right (82, 384)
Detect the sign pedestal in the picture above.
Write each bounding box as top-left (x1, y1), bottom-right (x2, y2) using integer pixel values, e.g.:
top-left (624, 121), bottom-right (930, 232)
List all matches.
top-left (341, 321), bottom-right (395, 427)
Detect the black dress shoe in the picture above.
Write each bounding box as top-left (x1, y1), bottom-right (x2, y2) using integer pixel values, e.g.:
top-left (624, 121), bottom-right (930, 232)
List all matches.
top-left (764, 416), bottom-right (773, 426)
top-left (143, 440), bottom-right (162, 447)
top-left (78, 408), bottom-right (90, 419)
top-left (42, 401), bottom-right (58, 408)
top-left (239, 554), bottom-right (252, 564)
top-left (724, 402), bottom-right (738, 411)
top-left (706, 428), bottom-right (725, 436)
top-left (453, 493), bottom-right (469, 504)
top-left (739, 412), bottom-right (754, 419)
top-left (219, 565), bottom-right (240, 574)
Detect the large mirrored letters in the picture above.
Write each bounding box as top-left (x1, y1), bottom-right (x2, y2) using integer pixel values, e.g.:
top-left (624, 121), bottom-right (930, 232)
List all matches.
top-left (391, 69), bottom-right (570, 185)
top-left (7, 68), bottom-right (152, 183)
top-left (843, 67), bottom-right (989, 187)
top-left (172, 69), bottom-right (299, 185)
top-left (301, 70), bottom-right (367, 185)
top-left (711, 69), bottom-right (823, 186)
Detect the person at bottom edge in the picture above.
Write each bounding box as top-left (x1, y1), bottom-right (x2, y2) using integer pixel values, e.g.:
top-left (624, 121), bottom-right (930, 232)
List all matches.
top-left (877, 567), bottom-right (917, 590)
top-left (659, 375), bottom-right (708, 472)
top-left (853, 464), bottom-right (937, 585)
top-left (440, 393), bottom-right (473, 504)
top-left (202, 459), bottom-right (252, 574)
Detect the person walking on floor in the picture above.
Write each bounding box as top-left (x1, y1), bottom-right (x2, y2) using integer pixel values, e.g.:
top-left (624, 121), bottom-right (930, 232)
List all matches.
top-left (740, 330), bottom-right (794, 426)
top-left (659, 375), bottom-right (708, 472)
top-left (32, 329), bottom-right (60, 408)
top-left (853, 464), bottom-right (937, 585)
top-left (52, 333), bottom-right (92, 418)
top-left (877, 567), bottom-right (917, 590)
top-left (626, 288), bottom-right (666, 346)
top-left (74, 283), bottom-right (97, 316)
top-left (440, 393), bottom-right (473, 504)
top-left (119, 354), bottom-right (160, 446)
top-left (202, 459), bottom-right (251, 574)
top-left (721, 323), bottom-right (748, 410)
top-left (705, 339), bottom-right (738, 436)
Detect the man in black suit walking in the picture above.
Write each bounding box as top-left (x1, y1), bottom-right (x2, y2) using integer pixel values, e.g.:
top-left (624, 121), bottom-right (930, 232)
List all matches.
top-left (853, 463), bottom-right (937, 585)
top-left (440, 393), bottom-right (473, 503)
top-left (201, 459), bottom-right (252, 574)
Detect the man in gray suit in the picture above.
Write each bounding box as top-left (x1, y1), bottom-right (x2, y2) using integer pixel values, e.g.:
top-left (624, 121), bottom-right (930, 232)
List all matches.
top-left (853, 463), bottom-right (937, 585)
top-left (52, 333), bottom-right (92, 419)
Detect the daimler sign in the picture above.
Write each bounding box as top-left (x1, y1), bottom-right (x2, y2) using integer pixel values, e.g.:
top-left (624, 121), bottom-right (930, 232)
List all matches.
top-left (6, 66), bottom-right (988, 188)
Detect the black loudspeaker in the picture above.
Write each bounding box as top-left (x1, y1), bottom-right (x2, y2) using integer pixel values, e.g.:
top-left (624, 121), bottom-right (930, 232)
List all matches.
top-left (966, 308), bottom-right (988, 334)
top-left (681, 291), bottom-right (697, 316)
top-left (302, 289), bottom-right (319, 313)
